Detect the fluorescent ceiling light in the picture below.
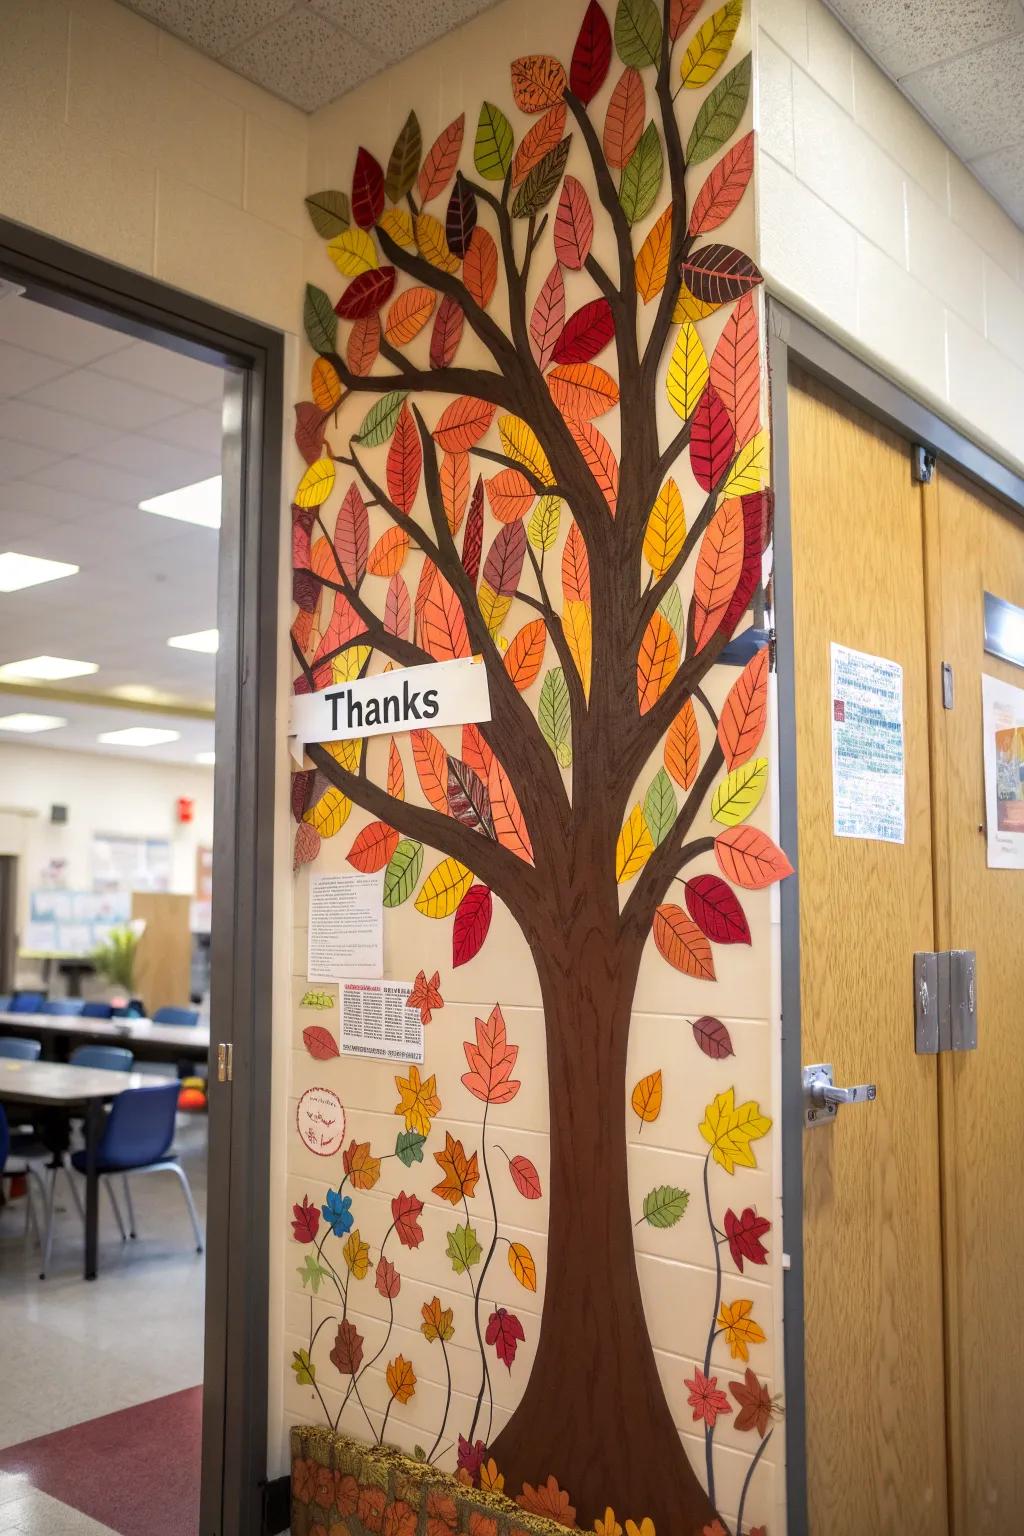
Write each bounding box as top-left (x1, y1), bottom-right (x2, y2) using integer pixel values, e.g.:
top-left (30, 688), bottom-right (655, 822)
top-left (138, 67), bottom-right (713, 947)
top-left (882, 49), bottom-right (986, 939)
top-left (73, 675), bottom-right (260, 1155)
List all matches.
top-left (98, 727), bottom-right (181, 747)
top-left (0, 655), bottom-right (98, 682)
top-left (195, 751), bottom-right (216, 765)
top-left (0, 713), bottom-right (67, 733)
top-left (0, 552), bottom-right (79, 592)
top-left (167, 628), bottom-right (219, 654)
top-left (139, 476), bottom-right (221, 529)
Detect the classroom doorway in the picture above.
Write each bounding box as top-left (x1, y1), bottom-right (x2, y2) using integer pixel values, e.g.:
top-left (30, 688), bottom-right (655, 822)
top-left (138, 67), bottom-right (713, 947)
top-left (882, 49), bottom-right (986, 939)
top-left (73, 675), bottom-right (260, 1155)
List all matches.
top-left (0, 224), bottom-right (281, 1536)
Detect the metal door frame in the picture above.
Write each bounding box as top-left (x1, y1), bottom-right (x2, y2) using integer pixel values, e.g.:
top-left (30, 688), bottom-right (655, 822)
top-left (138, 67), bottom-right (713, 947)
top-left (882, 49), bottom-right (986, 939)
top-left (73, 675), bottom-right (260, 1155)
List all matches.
top-left (767, 297), bottom-right (1024, 1533)
top-left (0, 215), bottom-right (284, 1536)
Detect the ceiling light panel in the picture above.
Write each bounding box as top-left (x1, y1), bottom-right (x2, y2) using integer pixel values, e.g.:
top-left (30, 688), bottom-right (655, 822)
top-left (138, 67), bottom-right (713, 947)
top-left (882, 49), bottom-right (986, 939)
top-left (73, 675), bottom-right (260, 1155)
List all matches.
top-left (98, 727), bottom-right (181, 747)
top-left (0, 713), bottom-right (67, 733)
top-left (0, 655), bottom-right (98, 681)
top-left (139, 475), bottom-right (222, 528)
top-left (167, 629), bottom-right (219, 653)
top-left (0, 552), bottom-right (79, 592)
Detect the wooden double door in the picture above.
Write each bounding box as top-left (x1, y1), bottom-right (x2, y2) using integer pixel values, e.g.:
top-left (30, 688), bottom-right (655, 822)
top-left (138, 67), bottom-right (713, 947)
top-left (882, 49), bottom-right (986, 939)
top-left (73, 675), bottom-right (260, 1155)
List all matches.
top-left (787, 371), bottom-right (1024, 1536)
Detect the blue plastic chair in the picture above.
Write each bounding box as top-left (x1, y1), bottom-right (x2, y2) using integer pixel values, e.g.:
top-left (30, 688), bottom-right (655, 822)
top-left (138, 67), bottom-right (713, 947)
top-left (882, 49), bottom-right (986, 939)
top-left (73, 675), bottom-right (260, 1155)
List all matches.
top-left (0, 1037), bottom-right (42, 1061)
top-left (0, 995), bottom-right (11, 1012)
top-left (151, 1006), bottom-right (199, 1027)
top-left (81, 1002), bottom-right (114, 1019)
top-left (69, 1045), bottom-right (134, 1072)
top-left (43, 999), bottom-right (85, 1016)
top-left (10, 992), bottom-right (45, 1015)
top-left (65, 1081), bottom-right (202, 1262)
top-left (0, 1103), bottom-right (44, 1246)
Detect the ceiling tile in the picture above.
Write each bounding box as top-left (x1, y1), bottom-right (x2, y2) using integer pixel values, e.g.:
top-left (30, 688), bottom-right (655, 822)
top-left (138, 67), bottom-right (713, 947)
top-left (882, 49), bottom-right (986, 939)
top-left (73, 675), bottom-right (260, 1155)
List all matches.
top-left (0, 439), bottom-right (62, 483)
top-left (901, 33), bottom-right (1024, 161)
top-left (26, 455), bottom-right (167, 507)
top-left (18, 367), bottom-right (188, 430)
top-left (0, 398), bottom-right (124, 457)
top-left (827, 0), bottom-right (1024, 81)
top-left (311, 0), bottom-right (498, 65)
top-left (0, 297), bottom-right (129, 365)
top-left (221, 6), bottom-right (386, 111)
top-left (971, 141), bottom-right (1024, 230)
top-left (117, 0), bottom-right (293, 56)
top-left (147, 405), bottom-right (224, 455)
top-left (91, 338), bottom-right (224, 406)
top-left (0, 342), bottom-right (71, 398)
top-left (82, 432), bottom-right (219, 492)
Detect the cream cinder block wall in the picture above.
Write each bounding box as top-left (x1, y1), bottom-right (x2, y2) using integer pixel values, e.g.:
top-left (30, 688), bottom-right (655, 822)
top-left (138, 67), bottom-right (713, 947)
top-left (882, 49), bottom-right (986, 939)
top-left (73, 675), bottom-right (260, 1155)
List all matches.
top-left (756, 0), bottom-right (1024, 473)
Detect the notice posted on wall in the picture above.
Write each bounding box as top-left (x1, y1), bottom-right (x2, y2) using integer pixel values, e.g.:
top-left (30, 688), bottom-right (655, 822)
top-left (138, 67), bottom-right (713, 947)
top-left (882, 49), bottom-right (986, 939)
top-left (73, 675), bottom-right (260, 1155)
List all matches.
top-left (307, 871), bottom-right (384, 981)
top-left (339, 980), bottom-right (423, 1064)
top-left (831, 642), bottom-right (905, 844)
top-left (982, 673), bottom-right (1024, 870)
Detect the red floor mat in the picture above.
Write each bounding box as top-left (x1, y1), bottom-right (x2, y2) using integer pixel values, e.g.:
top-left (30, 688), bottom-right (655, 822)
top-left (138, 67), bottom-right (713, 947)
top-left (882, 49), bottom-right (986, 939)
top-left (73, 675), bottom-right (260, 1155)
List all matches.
top-left (0, 1386), bottom-right (202, 1535)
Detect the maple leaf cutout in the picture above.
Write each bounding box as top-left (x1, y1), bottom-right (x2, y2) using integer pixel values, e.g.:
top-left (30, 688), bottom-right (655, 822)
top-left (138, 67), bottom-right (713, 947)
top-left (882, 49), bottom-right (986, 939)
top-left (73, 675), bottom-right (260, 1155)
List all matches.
top-left (699, 1088), bottom-right (772, 1174)
top-left (684, 1367), bottom-right (732, 1428)
top-left (724, 1206), bottom-right (771, 1271)
top-left (486, 1305), bottom-right (525, 1370)
top-left (729, 1368), bottom-right (776, 1437)
top-left (342, 1138), bottom-right (382, 1190)
top-left (717, 1297), bottom-right (767, 1361)
top-left (394, 1064), bottom-right (442, 1134)
top-left (432, 1131), bottom-right (480, 1204)
top-left (385, 1353), bottom-right (417, 1403)
top-left (461, 1003), bottom-right (521, 1104)
top-left (421, 1295), bottom-right (455, 1342)
top-left (409, 967), bottom-right (444, 1024)
top-left (391, 1190), bottom-right (425, 1248)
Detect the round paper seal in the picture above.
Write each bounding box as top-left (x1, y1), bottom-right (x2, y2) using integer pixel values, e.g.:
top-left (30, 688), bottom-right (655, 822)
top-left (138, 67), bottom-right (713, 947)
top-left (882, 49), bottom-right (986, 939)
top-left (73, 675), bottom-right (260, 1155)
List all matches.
top-left (296, 1086), bottom-right (346, 1157)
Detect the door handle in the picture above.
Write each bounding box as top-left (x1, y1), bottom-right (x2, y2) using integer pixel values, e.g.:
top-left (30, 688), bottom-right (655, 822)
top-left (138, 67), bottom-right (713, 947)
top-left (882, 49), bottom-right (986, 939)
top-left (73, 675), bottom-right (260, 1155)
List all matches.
top-left (803, 1063), bottom-right (876, 1128)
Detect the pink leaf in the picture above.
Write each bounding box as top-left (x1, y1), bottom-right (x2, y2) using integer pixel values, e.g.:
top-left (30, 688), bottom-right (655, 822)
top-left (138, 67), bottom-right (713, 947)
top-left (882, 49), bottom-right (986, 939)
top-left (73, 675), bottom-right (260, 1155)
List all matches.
top-left (530, 263), bottom-right (566, 371)
top-left (509, 1154), bottom-right (542, 1199)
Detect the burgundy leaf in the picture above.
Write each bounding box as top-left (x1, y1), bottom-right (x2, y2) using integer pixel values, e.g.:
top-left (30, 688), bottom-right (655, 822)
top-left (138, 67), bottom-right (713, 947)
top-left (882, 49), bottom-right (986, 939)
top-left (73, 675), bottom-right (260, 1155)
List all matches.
top-left (375, 1255), bottom-right (401, 1299)
top-left (453, 884), bottom-right (494, 967)
top-left (294, 402), bottom-right (328, 465)
top-left (691, 1015), bottom-right (734, 1059)
top-left (685, 873), bottom-right (751, 944)
top-left (291, 1194), bottom-right (320, 1244)
top-left (430, 294), bottom-right (465, 369)
top-left (445, 172), bottom-right (477, 258)
top-left (570, 0), bottom-right (612, 103)
top-left (293, 568), bottom-right (320, 612)
top-left (447, 758), bottom-right (495, 837)
top-left (690, 384), bottom-right (736, 493)
top-left (457, 1437), bottom-right (487, 1483)
top-left (486, 1306), bottom-right (525, 1370)
top-left (461, 475), bottom-right (485, 585)
top-left (482, 520), bottom-right (527, 597)
top-left (719, 488), bottom-right (773, 638)
top-left (302, 1025), bottom-right (341, 1060)
top-left (352, 147), bottom-right (385, 228)
top-left (334, 267), bottom-right (396, 321)
top-left (724, 1206), bottom-right (771, 1272)
top-left (291, 769), bottom-right (314, 823)
top-left (681, 243), bottom-right (764, 305)
top-left (330, 1318), bottom-right (364, 1375)
top-left (550, 297), bottom-right (615, 365)
top-left (335, 482), bottom-right (369, 585)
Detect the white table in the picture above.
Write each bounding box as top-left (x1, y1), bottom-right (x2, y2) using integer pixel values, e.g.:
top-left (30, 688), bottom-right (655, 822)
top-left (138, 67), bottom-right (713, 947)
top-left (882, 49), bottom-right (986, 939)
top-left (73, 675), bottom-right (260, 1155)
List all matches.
top-left (0, 1009), bottom-right (210, 1063)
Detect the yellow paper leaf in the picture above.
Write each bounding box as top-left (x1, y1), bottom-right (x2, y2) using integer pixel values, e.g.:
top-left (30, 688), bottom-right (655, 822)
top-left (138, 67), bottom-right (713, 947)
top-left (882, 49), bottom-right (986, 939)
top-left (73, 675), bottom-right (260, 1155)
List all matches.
top-left (385, 1353), bottom-right (417, 1403)
top-left (624, 1521), bottom-right (655, 1536)
top-left (680, 0), bottom-right (744, 88)
top-left (673, 285), bottom-right (722, 322)
top-left (415, 857), bottom-right (473, 917)
top-left (634, 205), bottom-right (673, 303)
top-left (631, 1069), bottom-right (663, 1126)
top-left (379, 206), bottom-right (416, 249)
top-left (332, 645), bottom-right (371, 684)
top-left (395, 1065), bottom-right (442, 1135)
top-left (508, 1241), bottom-right (537, 1291)
top-left (304, 787), bottom-right (351, 838)
top-left (595, 1511), bottom-right (623, 1536)
top-left (342, 1229), bottom-right (370, 1279)
top-left (721, 429), bottom-right (768, 496)
top-left (528, 494), bottom-right (562, 553)
top-left (643, 478), bottom-right (686, 577)
top-left (323, 737), bottom-right (362, 774)
top-left (416, 213), bottom-right (460, 273)
top-left (327, 227), bottom-right (379, 277)
top-left (497, 414), bottom-right (555, 486)
top-left (699, 1087), bottom-right (772, 1174)
top-left (562, 599), bottom-right (592, 700)
top-left (711, 758), bottom-right (768, 826)
top-left (479, 582), bottom-right (513, 637)
top-left (666, 321), bottom-right (709, 421)
top-left (294, 456), bottom-right (336, 509)
top-left (717, 1298), bottom-right (767, 1360)
top-left (616, 803), bottom-right (655, 883)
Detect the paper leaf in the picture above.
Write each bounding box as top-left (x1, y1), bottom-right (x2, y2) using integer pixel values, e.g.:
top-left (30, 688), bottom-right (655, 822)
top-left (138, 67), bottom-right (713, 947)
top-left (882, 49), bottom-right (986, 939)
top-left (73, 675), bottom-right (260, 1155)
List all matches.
top-left (446, 172), bottom-right (478, 257)
top-left (692, 1014), bottom-right (735, 1058)
top-left (508, 1154), bottom-right (542, 1199)
top-left (561, 522), bottom-right (591, 604)
top-left (463, 226), bottom-right (498, 307)
top-left (689, 130), bottom-right (755, 235)
top-left (327, 226), bottom-right (379, 278)
top-left (386, 401), bottom-right (422, 513)
top-left (461, 1003), bottom-right (520, 1104)
top-left (302, 1025), bottom-right (340, 1060)
top-left (385, 111), bottom-right (422, 202)
top-left (391, 1190), bottom-right (426, 1247)
top-left (486, 467), bottom-right (533, 523)
top-left (383, 839), bottom-right (424, 907)
top-left (616, 803), bottom-right (655, 882)
top-left (434, 396), bottom-right (497, 453)
top-left (453, 884), bottom-right (493, 967)
top-left (643, 767), bottom-right (677, 845)
top-left (721, 429), bottom-right (768, 497)
top-left (421, 572), bottom-right (471, 660)
top-left (411, 729), bottom-right (449, 813)
top-left (431, 293), bottom-right (465, 367)
top-left (643, 478), bottom-right (686, 576)
top-left (512, 136), bottom-right (572, 219)
top-left (347, 313), bottom-right (381, 377)
top-left (352, 146), bottom-right (385, 227)
top-left (711, 759), bottom-right (769, 826)
top-left (692, 493), bottom-right (744, 648)
top-left (603, 65), bottom-right (645, 169)
top-left (486, 1306), bottom-right (525, 1369)
top-left (682, 243), bottom-right (764, 305)
top-left (686, 52), bottom-right (752, 163)
top-left (553, 176), bottom-right (594, 269)
top-left (367, 525), bottom-right (409, 576)
top-left (530, 263), bottom-right (566, 371)
top-left (569, 421), bottom-right (619, 514)
top-left (685, 873), bottom-right (751, 944)
top-left (614, 0), bottom-right (662, 68)
top-left (347, 820), bottom-right (400, 873)
top-left (618, 121), bottom-right (663, 226)
top-left (508, 1241), bottom-right (537, 1291)
top-left (709, 292), bottom-right (760, 446)
top-left (666, 320), bottom-right (709, 421)
top-left (680, 0), bottom-right (743, 88)
top-left (330, 1319), bottom-right (364, 1375)
top-left (488, 756), bottom-right (534, 862)
top-left (305, 189), bottom-right (350, 238)
top-left (303, 284), bottom-right (337, 353)
top-left (714, 825), bottom-right (793, 888)
top-left (447, 1222), bottom-right (484, 1273)
top-left (539, 667), bottom-right (572, 766)
top-left (415, 213), bottom-right (459, 273)
top-left (719, 645), bottom-right (769, 768)
top-left (386, 1354), bottom-right (417, 1403)
top-left (463, 481), bottom-right (485, 585)
top-left (512, 106), bottom-right (568, 190)
top-left (355, 390), bottom-right (407, 446)
top-left (631, 1068), bottom-right (663, 1126)
top-left (396, 1129), bottom-right (427, 1166)
top-left (690, 383), bottom-right (736, 494)
top-left (551, 297), bottom-right (615, 365)
top-left (652, 904), bottom-right (716, 979)
top-left (528, 494), bottom-right (562, 553)
top-left (418, 114), bottom-right (465, 203)
top-left (483, 520), bottom-right (527, 596)
top-left (511, 54), bottom-right (568, 112)
top-left (637, 611), bottom-right (679, 714)
top-left (294, 456), bottom-right (336, 510)
top-left (547, 363), bottom-right (619, 420)
top-left (415, 857), bottom-right (474, 918)
top-left (447, 756), bottom-right (495, 837)
top-left (571, 0), bottom-right (613, 102)
top-left (642, 1185), bottom-right (689, 1228)
top-left (474, 102), bottom-right (515, 180)
top-left (561, 600), bottom-right (592, 698)
top-left (504, 619), bottom-right (547, 691)
top-left (634, 204), bottom-right (673, 303)
top-left (385, 286), bottom-right (436, 347)
top-left (375, 1254), bottom-right (401, 1299)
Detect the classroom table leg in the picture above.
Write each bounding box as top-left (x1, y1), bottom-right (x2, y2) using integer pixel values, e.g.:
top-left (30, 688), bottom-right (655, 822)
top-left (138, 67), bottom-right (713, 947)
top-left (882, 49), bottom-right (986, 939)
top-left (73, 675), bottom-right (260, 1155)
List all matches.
top-left (84, 1098), bottom-right (101, 1280)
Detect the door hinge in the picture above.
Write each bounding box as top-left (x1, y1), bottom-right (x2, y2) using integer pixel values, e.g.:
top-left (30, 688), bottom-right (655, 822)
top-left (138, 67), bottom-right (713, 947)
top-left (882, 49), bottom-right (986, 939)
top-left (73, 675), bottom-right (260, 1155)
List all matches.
top-left (911, 444), bottom-right (936, 483)
top-left (914, 951), bottom-right (977, 1053)
top-left (941, 661), bottom-right (954, 710)
top-left (217, 1042), bottom-right (233, 1083)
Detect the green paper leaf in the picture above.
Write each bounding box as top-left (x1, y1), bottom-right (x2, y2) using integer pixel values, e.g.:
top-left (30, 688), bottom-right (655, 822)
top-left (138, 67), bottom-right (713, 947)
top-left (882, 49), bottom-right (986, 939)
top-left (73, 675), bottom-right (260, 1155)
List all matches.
top-left (474, 102), bottom-right (515, 181)
top-left (446, 1221), bottom-right (483, 1274)
top-left (644, 767), bottom-right (678, 845)
top-left (527, 494), bottom-right (562, 553)
top-left (354, 390), bottom-right (408, 447)
top-left (657, 583), bottom-right (684, 638)
top-left (297, 1253), bottom-right (327, 1294)
top-left (618, 121), bottom-right (662, 225)
top-left (538, 667), bottom-right (572, 768)
top-left (305, 190), bottom-right (350, 239)
top-left (685, 53), bottom-right (752, 165)
top-left (385, 111), bottom-right (423, 202)
top-left (614, 0), bottom-right (663, 68)
top-left (642, 1185), bottom-right (690, 1228)
top-left (300, 989), bottom-right (335, 1009)
top-left (414, 1446), bottom-right (427, 1462)
top-left (395, 1129), bottom-right (427, 1166)
top-left (383, 838), bottom-right (423, 906)
top-left (291, 1347), bottom-right (316, 1385)
top-left (303, 284), bottom-right (337, 354)
top-left (511, 136), bottom-right (572, 219)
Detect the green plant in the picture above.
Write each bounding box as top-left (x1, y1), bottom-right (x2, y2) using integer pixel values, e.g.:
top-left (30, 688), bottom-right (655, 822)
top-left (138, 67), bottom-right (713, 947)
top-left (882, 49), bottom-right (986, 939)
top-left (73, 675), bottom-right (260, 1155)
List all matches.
top-left (91, 924), bottom-right (140, 990)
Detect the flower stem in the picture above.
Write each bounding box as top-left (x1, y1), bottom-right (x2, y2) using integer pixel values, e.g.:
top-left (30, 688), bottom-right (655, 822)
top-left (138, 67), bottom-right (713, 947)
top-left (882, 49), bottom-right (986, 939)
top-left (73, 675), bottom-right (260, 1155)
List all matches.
top-left (427, 1337), bottom-right (453, 1462)
top-left (702, 1149), bottom-right (722, 1510)
top-left (736, 1428), bottom-right (773, 1534)
top-left (468, 1099), bottom-right (498, 1443)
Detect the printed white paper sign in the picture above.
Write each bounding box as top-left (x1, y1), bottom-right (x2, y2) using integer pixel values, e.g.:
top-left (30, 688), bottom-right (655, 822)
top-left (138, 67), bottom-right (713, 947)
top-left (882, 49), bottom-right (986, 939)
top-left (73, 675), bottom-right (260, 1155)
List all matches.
top-left (289, 654), bottom-right (490, 763)
top-left (982, 672), bottom-right (1024, 870)
top-left (831, 642), bottom-right (905, 844)
top-left (340, 980), bottom-right (423, 1064)
top-left (308, 871), bottom-right (384, 981)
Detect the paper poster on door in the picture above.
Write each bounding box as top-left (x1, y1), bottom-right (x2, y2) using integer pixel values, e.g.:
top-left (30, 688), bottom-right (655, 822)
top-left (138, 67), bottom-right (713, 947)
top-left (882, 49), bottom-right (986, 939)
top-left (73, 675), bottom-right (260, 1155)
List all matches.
top-left (307, 871), bottom-right (384, 980)
top-left (982, 673), bottom-right (1024, 869)
top-left (831, 642), bottom-right (905, 843)
top-left (339, 979), bottom-right (423, 1064)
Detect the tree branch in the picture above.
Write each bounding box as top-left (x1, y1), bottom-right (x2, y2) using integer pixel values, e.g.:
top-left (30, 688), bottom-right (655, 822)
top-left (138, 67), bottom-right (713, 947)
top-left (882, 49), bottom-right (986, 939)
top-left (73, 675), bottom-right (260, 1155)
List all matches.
top-left (640, 0), bottom-right (691, 395)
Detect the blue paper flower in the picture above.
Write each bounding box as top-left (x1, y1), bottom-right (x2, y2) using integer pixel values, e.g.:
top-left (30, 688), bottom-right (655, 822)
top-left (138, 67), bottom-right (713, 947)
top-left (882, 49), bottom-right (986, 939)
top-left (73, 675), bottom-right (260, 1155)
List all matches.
top-left (321, 1189), bottom-right (353, 1237)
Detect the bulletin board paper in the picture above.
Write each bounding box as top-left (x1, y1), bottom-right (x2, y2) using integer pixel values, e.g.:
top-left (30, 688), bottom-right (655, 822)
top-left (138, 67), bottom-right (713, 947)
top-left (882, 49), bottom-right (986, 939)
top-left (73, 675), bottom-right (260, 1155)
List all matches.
top-left (339, 980), bottom-right (423, 1064)
top-left (831, 642), bottom-right (905, 844)
top-left (307, 871), bottom-right (384, 981)
top-left (982, 672), bottom-right (1024, 870)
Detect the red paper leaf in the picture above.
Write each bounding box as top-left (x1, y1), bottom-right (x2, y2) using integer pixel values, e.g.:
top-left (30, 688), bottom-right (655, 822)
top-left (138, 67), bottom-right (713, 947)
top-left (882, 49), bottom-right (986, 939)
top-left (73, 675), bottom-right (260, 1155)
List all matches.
top-left (291, 769), bottom-right (314, 823)
top-left (375, 1255), bottom-right (402, 1299)
top-left (682, 243), bottom-right (764, 306)
top-left (461, 1004), bottom-right (520, 1104)
top-left (482, 520), bottom-right (526, 597)
top-left (570, 0), bottom-right (612, 103)
top-left (463, 227), bottom-right (498, 308)
top-left (430, 294), bottom-right (464, 369)
top-left (550, 298), bottom-right (615, 365)
top-left (688, 131), bottom-right (755, 236)
top-left (719, 488), bottom-right (772, 638)
top-left (714, 825), bottom-right (794, 889)
top-left (603, 66), bottom-right (645, 169)
top-left (294, 822), bottom-right (320, 871)
top-left (386, 402), bottom-right (422, 513)
top-left (335, 482), bottom-right (369, 585)
top-left (347, 313), bottom-right (380, 377)
top-left (692, 495), bottom-right (744, 650)
top-left (691, 1015), bottom-right (735, 1059)
top-left (291, 1194), bottom-right (320, 1243)
top-left (509, 1154), bottom-right (542, 1199)
top-left (462, 476), bottom-right (484, 584)
top-left (690, 384), bottom-right (736, 493)
top-left (446, 173), bottom-right (477, 257)
top-left (685, 873), bottom-right (751, 944)
top-left (670, 0), bottom-right (702, 37)
top-left (391, 1191), bottom-right (425, 1248)
top-left (418, 114), bottom-right (465, 204)
top-left (529, 263), bottom-right (565, 371)
top-left (346, 820), bottom-right (400, 873)
top-left (434, 396), bottom-right (496, 453)
top-left (352, 147), bottom-right (385, 228)
top-left (302, 1025), bottom-right (341, 1060)
top-left (486, 1306), bottom-right (525, 1370)
top-left (453, 884), bottom-right (493, 967)
top-left (553, 176), bottom-right (594, 270)
top-left (447, 758), bottom-right (495, 836)
top-left (330, 1318), bottom-right (364, 1375)
top-left (384, 571), bottom-right (411, 638)
top-left (294, 402), bottom-right (328, 466)
top-left (335, 267), bottom-right (396, 321)
top-left (724, 1207), bottom-right (771, 1271)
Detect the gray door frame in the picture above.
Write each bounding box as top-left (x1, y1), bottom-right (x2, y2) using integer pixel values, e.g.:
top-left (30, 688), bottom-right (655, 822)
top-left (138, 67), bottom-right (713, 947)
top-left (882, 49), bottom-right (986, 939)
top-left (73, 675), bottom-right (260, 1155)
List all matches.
top-left (768, 297), bottom-right (1024, 1534)
top-left (0, 216), bottom-right (283, 1536)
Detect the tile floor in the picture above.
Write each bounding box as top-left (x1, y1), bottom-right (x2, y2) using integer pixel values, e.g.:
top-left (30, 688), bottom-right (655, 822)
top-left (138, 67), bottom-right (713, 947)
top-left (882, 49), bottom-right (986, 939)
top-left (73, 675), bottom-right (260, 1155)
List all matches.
top-left (0, 1114), bottom-right (207, 1534)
